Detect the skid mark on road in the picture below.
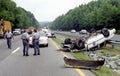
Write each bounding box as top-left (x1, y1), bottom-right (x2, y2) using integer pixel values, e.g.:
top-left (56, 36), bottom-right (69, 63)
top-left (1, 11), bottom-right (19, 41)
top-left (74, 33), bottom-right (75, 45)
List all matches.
top-left (12, 47), bottom-right (21, 54)
top-left (50, 39), bottom-right (86, 76)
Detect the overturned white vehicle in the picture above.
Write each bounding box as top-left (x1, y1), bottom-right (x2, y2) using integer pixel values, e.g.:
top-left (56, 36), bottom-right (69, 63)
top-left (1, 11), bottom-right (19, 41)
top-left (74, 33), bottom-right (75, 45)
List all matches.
top-left (62, 28), bottom-right (116, 51)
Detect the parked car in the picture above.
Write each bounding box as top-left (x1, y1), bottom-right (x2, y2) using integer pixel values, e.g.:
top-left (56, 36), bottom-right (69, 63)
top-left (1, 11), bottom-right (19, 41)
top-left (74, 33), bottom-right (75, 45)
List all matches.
top-left (29, 31), bottom-right (48, 47)
top-left (70, 29), bottom-right (76, 33)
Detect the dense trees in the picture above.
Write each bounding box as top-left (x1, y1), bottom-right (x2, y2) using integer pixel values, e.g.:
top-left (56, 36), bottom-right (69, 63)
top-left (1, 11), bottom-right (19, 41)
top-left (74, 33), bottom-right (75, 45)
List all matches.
top-left (0, 0), bottom-right (40, 29)
top-left (51, 0), bottom-right (120, 32)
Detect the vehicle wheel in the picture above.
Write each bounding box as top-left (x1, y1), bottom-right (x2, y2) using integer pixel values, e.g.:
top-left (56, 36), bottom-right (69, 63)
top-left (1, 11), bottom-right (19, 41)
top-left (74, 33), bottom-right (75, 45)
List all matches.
top-left (75, 38), bottom-right (85, 49)
top-left (101, 28), bottom-right (109, 37)
top-left (45, 44), bottom-right (48, 47)
top-left (64, 38), bottom-right (72, 44)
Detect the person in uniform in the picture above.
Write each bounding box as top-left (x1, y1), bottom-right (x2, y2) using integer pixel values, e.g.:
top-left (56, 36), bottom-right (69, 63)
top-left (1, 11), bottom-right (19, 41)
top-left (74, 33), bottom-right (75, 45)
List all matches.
top-left (32, 29), bottom-right (40, 55)
top-left (21, 29), bottom-right (29, 56)
top-left (4, 29), bottom-right (14, 49)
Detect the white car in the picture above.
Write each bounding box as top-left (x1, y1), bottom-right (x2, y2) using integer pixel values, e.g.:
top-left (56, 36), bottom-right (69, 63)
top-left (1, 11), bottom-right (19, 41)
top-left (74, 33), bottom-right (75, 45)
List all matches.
top-left (70, 29), bottom-right (76, 33)
top-left (13, 29), bottom-right (21, 35)
top-left (13, 30), bottom-right (21, 35)
top-left (29, 32), bottom-right (48, 47)
top-left (42, 28), bottom-right (48, 33)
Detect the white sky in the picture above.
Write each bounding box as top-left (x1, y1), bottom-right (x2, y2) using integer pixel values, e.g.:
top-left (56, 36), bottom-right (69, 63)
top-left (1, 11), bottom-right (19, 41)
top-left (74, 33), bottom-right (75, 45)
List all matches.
top-left (12, 0), bottom-right (93, 22)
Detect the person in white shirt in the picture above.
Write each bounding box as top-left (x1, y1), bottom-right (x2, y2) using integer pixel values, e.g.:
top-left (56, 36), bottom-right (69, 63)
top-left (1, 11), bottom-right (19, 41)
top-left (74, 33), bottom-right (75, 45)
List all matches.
top-left (4, 29), bottom-right (13, 49)
top-left (32, 29), bottom-right (40, 55)
top-left (21, 29), bottom-right (29, 56)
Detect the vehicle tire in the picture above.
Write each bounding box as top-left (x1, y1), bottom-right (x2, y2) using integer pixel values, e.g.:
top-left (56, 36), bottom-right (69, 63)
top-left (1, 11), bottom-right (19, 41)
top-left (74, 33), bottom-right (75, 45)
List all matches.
top-left (45, 44), bottom-right (48, 47)
top-left (101, 28), bottom-right (110, 37)
top-left (64, 38), bottom-right (72, 44)
top-left (75, 38), bottom-right (85, 49)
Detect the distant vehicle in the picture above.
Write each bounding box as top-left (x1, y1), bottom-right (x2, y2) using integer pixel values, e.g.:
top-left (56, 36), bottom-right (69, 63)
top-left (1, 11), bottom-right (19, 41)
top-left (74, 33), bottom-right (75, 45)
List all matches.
top-left (42, 28), bottom-right (48, 33)
top-left (21, 29), bottom-right (25, 34)
top-left (46, 32), bottom-right (56, 38)
top-left (29, 31), bottom-right (48, 47)
top-left (79, 29), bottom-right (88, 34)
top-left (0, 19), bottom-right (12, 38)
top-left (13, 29), bottom-right (21, 35)
top-left (71, 29), bottom-right (76, 33)
top-left (46, 32), bottom-right (52, 38)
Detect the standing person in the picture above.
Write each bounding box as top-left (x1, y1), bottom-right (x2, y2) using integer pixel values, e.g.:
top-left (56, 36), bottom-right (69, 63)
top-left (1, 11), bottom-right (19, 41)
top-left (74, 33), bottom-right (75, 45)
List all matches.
top-left (32, 29), bottom-right (40, 55)
top-left (21, 29), bottom-right (29, 56)
top-left (4, 29), bottom-right (14, 49)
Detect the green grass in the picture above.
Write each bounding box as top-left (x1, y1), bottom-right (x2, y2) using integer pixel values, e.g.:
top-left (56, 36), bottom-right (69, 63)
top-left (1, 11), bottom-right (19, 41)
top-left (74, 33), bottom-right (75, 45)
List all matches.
top-left (71, 52), bottom-right (120, 76)
top-left (91, 67), bottom-right (120, 76)
top-left (100, 44), bottom-right (120, 56)
top-left (52, 34), bottom-right (120, 76)
top-left (72, 52), bottom-right (90, 60)
top-left (114, 46), bottom-right (120, 52)
top-left (72, 52), bottom-right (120, 76)
top-left (52, 38), bottom-right (62, 45)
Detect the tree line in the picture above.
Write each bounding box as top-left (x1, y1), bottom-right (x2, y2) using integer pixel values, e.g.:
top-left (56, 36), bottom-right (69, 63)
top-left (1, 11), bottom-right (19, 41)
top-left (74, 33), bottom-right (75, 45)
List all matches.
top-left (50, 0), bottom-right (120, 33)
top-left (0, 0), bottom-right (40, 29)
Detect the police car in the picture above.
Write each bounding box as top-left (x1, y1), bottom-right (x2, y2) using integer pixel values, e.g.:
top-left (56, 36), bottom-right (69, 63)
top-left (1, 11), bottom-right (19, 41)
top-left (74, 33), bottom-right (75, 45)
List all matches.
top-left (29, 31), bottom-right (48, 47)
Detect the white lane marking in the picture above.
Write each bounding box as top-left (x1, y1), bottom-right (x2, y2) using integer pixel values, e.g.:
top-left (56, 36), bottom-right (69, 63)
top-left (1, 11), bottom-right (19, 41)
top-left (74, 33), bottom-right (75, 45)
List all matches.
top-left (12, 47), bottom-right (21, 53)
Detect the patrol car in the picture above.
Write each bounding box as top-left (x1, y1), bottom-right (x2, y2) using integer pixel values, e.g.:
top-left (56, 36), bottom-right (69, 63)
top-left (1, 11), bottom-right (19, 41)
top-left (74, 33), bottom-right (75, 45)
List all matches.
top-left (29, 31), bottom-right (48, 47)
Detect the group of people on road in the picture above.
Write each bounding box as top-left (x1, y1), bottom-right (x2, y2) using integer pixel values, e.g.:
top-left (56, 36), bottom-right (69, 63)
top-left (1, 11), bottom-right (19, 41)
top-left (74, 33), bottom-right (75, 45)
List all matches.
top-left (21, 29), bottom-right (40, 56)
top-left (4, 29), bottom-right (40, 56)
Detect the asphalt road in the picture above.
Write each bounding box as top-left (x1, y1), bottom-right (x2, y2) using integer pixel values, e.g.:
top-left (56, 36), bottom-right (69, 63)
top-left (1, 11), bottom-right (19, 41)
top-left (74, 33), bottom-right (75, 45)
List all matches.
top-left (0, 35), bottom-right (95, 76)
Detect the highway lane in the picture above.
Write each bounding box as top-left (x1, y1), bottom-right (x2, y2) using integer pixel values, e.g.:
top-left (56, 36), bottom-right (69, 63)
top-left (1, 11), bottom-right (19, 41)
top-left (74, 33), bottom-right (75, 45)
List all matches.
top-left (55, 31), bottom-right (80, 37)
top-left (0, 35), bottom-right (95, 76)
top-left (55, 31), bottom-right (120, 41)
top-left (0, 35), bottom-right (21, 62)
top-left (0, 35), bottom-right (93, 76)
top-left (110, 34), bottom-right (120, 41)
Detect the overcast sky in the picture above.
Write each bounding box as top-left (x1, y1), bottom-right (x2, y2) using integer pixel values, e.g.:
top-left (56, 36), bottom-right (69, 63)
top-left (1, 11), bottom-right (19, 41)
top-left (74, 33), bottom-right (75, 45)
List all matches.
top-left (12, 0), bottom-right (92, 22)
